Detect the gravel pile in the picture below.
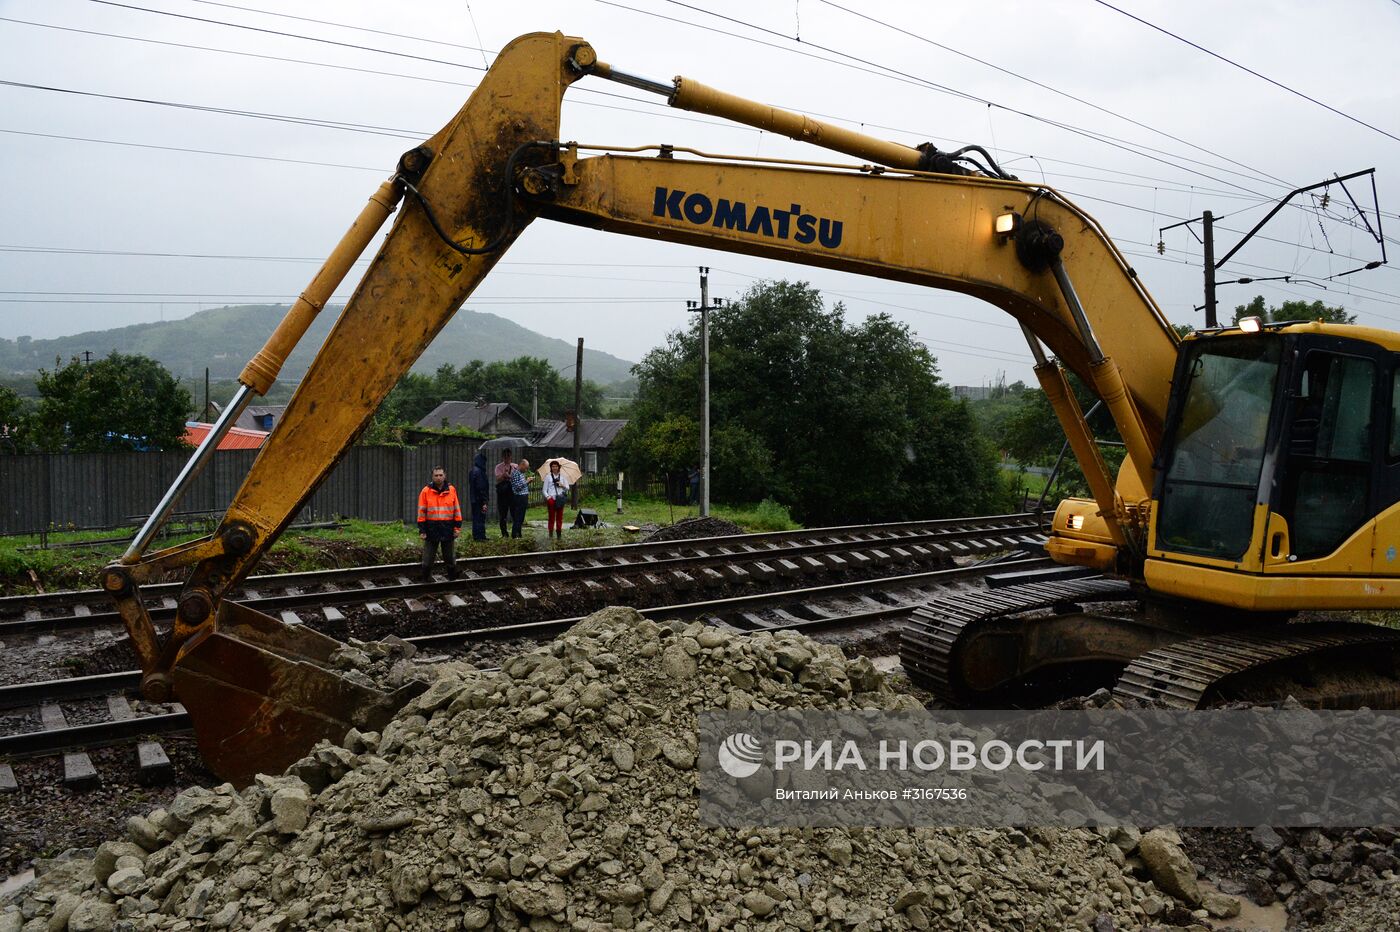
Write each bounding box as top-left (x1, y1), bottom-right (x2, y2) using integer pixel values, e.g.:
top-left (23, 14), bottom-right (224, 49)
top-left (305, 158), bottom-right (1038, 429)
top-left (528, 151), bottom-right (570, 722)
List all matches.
top-left (642, 517), bottom-right (744, 543)
top-left (4, 607), bottom-right (1222, 931)
top-left (1185, 824), bottom-right (1400, 926)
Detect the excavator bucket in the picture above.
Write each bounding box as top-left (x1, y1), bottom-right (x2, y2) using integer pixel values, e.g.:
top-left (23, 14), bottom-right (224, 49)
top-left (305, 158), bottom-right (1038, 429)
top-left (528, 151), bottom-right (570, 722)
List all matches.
top-left (170, 601), bottom-right (424, 787)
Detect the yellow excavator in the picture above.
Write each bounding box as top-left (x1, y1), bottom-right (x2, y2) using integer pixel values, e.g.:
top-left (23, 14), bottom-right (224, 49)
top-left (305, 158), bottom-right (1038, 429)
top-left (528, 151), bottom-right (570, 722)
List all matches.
top-left (105, 32), bottom-right (1399, 785)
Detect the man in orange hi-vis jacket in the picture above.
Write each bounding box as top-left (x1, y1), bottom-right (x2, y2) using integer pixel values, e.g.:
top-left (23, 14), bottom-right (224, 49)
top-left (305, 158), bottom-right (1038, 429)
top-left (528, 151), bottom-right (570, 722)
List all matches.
top-left (417, 465), bottom-right (462, 582)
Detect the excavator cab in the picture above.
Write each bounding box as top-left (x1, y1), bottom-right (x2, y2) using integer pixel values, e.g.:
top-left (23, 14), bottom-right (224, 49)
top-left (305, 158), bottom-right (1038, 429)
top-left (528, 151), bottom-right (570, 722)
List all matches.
top-left (1146, 321), bottom-right (1400, 610)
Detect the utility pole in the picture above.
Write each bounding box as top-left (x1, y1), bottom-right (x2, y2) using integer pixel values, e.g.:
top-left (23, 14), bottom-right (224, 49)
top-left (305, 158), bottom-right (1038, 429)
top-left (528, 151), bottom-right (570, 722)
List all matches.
top-left (687, 268), bottom-right (724, 517)
top-left (531, 378), bottom-right (538, 425)
top-left (572, 338), bottom-right (583, 508)
top-left (1202, 210), bottom-right (1217, 328)
top-left (204, 367), bottom-right (211, 422)
top-left (1159, 168), bottom-right (1384, 329)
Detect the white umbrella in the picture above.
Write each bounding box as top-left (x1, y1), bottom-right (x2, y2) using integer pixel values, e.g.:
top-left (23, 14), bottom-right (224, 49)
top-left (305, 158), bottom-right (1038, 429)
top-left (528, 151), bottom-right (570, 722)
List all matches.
top-left (537, 457), bottom-right (583, 484)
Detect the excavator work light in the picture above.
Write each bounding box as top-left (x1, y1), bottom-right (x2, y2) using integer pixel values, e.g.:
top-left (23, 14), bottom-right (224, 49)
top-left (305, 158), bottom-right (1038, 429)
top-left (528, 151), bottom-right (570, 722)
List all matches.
top-left (994, 211), bottom-right (1021, 237)
top-left (1238, 316), bottom-right (1262, 333)
top-left (1067, 514), bottom-right (1085, 530)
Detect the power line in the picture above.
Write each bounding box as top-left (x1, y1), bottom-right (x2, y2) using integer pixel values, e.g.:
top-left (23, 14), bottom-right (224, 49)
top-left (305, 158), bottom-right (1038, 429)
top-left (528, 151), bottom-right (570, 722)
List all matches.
top-left (88, 0), bottom-right (475, 72)
top-left (0, 79), bottom-right (425, 139)
top-left (629, 0), bottom-right (1291, 199)
top-left (0, 127), bottom-right (386, 172)
top-left (814, 0), bottom-right (1293, 190)
top-left (15, 6), bottom-right (1375, 231)
top-left (1090, 0), bottom-right (1400, 144)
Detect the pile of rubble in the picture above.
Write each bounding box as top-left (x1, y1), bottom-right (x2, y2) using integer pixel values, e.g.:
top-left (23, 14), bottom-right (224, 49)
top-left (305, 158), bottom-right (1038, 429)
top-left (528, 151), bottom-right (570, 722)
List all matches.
top-left (4, 607), bottom-right (1241, 931)
top-left (642, 516), bottom-right (744, 543)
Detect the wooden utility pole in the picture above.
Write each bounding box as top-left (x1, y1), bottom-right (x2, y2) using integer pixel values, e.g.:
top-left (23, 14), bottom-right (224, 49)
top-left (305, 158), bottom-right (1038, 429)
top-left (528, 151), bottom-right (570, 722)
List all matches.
top-left (572, 338), bottom-right (583, 507)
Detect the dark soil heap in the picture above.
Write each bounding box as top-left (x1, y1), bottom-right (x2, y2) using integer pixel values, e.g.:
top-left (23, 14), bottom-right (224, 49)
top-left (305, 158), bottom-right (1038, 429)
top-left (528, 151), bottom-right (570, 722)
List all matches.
top-left (642, 517), bottom-right (744, 543)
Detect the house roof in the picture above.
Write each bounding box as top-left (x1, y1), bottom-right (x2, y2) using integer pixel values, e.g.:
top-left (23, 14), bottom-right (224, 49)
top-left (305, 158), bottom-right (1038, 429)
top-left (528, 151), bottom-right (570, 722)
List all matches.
top-left (417, 401), bottom-right (531, 433)
top-left (233, 405), bottom-right (286, 432)
top-left (184, 422), bottom-right (268, 450)
top-left (530, 418), bottom-right (629, 449)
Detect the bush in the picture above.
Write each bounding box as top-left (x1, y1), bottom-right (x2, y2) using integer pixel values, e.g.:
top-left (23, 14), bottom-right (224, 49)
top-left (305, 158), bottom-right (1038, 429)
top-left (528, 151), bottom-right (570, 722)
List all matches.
top-left (739, 498), bottom-right (797, 531)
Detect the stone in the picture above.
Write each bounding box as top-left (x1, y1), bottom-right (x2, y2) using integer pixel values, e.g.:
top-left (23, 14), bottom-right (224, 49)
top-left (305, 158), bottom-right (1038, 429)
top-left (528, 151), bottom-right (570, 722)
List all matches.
top-left (66, 900), bottom-right (117, 932)
top-left (106, 867), bottom-right (144, 897)
top-left (822, 836), bottom-right (853, 867)
top-left (743, 891), bottom-right (777, 917)
top-left (505, 880), bottom-right (566, 917)
top-left (125, 815), bottom-right (164, 853)
top-left (1202, 890), bottom-right (1240, 919)
top-left (1137, 829), bottom-right (1201, 905)
top-left (270, 786), bottom-right (311, 834)
top-left (660, 642), bottom-right (697, 681)
top-left (1250, 825), bottom-right (1284, 854)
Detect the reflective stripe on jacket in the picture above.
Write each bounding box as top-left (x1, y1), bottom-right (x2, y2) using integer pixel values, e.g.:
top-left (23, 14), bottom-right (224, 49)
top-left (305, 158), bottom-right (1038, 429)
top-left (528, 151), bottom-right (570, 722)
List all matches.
top-left (417, 483), bottom-right (462, 540)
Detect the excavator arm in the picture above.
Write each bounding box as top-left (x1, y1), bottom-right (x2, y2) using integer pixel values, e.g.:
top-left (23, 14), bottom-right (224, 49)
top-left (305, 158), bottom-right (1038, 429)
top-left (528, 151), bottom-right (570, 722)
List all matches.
top-left (105, 32), bottom-right (1180, 783)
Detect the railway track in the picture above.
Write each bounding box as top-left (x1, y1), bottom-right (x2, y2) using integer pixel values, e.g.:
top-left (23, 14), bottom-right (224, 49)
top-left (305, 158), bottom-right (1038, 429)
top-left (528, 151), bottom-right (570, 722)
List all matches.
top-left (1, 512), bottom-right (1047, 637)
top-left (1, 544), bottom-right (1064, 791)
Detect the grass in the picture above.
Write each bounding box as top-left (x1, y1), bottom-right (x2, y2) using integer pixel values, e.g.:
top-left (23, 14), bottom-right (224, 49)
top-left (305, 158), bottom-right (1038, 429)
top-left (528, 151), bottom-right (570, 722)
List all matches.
top-left (0, 497), bottom-right (801, 594)
top-left (579, 489), bottom-right (799, 533)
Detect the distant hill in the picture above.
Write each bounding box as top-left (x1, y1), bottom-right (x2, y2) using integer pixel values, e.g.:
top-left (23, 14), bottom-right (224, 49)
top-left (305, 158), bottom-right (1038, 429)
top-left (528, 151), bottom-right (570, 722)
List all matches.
top-left (0, 304), bottom-right (636, 385)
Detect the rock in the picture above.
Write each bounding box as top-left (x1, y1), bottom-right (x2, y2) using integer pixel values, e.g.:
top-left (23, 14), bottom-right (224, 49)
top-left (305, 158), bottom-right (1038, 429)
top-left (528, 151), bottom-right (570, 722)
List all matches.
top-left (1202, 890), bottom-right (1240, 919)
top-left (660, 642), bottom-right (697, 681)
top-left (106, 866), bottom-right (144, 897)
top-left (270, 786), bottom-right (311, 834)
top-left (505, 880), bottom-right (566, 917)
top-left (125, 815), bottom-right (164, 853)
top-left (743, 891), bottom-right (777, 917)
top-left (822, 836), bottom-right (853, 867)
top-left (92, 841), bottom-right (145, 884)
top-left (1138, 828), bottom-right (1201, 905)
top-left (612, 741), bottom-right (635, 773)
top-left (461, 906), bottom-right (491, 929)
top-left (66, 899), bottom-right (117, 932)
top-left (1250, 825), bottom-right (1284, 854)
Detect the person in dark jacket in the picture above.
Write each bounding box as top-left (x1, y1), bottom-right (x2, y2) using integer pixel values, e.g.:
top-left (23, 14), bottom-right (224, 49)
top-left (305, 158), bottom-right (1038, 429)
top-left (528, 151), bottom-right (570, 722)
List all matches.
top-left (467, 452), bottom-right (490, 541)
top-left (417, 466), bottom-right (462, 581)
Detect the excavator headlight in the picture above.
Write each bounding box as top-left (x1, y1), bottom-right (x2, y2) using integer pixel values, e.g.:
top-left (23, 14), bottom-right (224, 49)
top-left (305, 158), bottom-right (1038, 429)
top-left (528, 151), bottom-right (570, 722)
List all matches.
top-left (1239, 316), bottom-right (1262, 333)
top-left (1067, 514), bottom-right (1085, 530)
top-left (994, 212), bottom-right (1022, 237)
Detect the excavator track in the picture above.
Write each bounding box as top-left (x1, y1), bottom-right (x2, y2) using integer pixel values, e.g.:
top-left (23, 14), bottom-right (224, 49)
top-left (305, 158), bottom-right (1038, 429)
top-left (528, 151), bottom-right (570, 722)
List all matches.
top-left (1113, 622), bottom-right (1400, 709)
top-left (900, 577), bottom-right (1135, 705)
top-left (901, 575), bottom-right (1400, 709)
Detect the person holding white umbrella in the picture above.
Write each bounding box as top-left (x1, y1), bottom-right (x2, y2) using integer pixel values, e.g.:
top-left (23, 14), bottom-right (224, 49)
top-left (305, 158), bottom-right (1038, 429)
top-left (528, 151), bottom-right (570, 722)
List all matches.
top-left (540, 457), bottom-right (581, 541)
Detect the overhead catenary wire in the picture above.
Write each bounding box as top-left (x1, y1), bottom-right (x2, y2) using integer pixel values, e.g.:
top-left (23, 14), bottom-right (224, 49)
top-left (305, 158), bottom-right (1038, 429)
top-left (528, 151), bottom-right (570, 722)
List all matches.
top-left (4, 1), bottom-right (1394, 350)
top-left (1090, 0), bottom-right (1400, 145)
top-left (11, 6), bottom-right (1394, 231)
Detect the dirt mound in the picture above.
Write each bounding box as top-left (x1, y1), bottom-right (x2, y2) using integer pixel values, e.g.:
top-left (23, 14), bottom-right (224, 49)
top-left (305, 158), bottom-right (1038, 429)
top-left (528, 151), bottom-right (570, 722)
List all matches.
top-left (643, 516), bottom-right (744, 543)
top-left (3, 608), bottom-right (1188, 931)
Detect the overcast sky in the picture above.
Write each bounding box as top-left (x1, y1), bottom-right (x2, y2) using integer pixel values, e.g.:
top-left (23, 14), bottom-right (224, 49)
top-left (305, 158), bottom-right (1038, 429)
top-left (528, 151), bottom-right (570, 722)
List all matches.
top-left (2, 0), bottom-right (1397, 387)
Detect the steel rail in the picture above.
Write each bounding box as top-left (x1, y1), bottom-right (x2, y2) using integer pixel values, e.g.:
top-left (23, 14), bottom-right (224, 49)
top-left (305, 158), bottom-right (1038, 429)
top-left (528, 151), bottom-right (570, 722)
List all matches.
top-left (0, 512), bottom-right (1045, 617)
top-left (0, 556), bottom-right (1049, 757)
top-left (2, 518), bottom-right (1046, 636)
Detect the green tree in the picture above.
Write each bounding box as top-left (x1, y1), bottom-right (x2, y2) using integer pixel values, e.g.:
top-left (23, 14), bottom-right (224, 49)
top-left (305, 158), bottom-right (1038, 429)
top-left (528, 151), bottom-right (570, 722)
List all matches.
top-left (617, 279), bottom-right (1014, 522)
top-left (1231, 295), bottom-right (1356, 326)
top-left (0, 384), bottom-right (30, 453)
top-left (31, 353), bottom-right (192, 452)
top-left (991, 373), bottom-right (1125, 501)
